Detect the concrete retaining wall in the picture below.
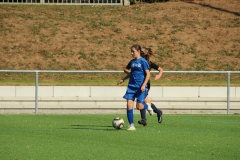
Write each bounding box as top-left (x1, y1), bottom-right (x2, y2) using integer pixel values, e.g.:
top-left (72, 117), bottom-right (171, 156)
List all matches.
top-left (0, 86), bottom-right (239, 114)
top-left (0, 86), bottom-right (240, 98)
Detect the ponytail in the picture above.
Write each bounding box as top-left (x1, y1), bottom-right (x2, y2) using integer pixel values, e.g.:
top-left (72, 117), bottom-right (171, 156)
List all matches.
top-left (148, 48), bottom-right (154, 56)
top-left (142, 46), bottom-right (154, 65)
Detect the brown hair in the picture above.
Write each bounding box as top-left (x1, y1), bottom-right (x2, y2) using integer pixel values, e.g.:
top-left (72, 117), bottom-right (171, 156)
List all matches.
top-left (141, 47), bottom-right (154, 64)
top-left (131, 44), bottom-right (142, 53)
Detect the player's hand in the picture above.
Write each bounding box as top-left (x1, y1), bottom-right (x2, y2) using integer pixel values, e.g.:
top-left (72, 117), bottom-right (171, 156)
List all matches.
top-left (141, 85), bottom-right (145, 92)
top-left (154, 75), bottom-right (161, 80)
top-left (117, 79), bottom-right (124, 85)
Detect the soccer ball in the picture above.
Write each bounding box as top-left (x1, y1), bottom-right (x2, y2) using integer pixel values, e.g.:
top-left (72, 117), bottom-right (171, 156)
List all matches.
top-left (112, 117), bottom-right (124, 130)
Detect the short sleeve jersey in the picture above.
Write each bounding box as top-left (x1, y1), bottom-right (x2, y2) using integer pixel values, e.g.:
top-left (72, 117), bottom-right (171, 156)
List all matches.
top-left (126, 57), bottom-right (150, 88)
top-left (127, 61), bottom-right (159, 71)
top-left (126, 60), bottom-right (160, 89)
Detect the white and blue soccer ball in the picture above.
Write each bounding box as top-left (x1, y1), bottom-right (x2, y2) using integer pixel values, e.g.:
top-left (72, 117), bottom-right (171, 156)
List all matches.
top-left (112, 117), bottom-right (124, 130)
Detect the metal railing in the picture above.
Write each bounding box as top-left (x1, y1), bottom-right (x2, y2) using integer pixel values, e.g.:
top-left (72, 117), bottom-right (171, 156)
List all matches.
top-left (0, 0), bottom-right (123, 5)
top-left (0, 70), bottom-right (240, 114)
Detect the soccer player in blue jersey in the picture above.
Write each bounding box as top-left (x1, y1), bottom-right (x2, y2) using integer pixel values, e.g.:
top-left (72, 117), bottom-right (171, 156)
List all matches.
top-left (122, 44), bottom-right (150, 131)
top-left (118, 46), bottom-right (163, 124)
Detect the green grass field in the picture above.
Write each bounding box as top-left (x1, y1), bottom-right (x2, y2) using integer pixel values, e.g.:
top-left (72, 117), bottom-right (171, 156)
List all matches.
top-left (1, 114), bottom-right (239, 160)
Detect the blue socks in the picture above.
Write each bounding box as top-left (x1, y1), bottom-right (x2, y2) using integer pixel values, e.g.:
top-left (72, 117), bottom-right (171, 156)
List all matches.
top-left (144, 103), bottom-right (148, 109)
top-left (127, 108), bottom-right (134, 124)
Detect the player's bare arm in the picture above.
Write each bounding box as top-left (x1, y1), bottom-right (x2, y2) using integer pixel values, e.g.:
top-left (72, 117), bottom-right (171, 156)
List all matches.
top-left (154, 67), bottom-right (163, 80)
top-left (117, 68), bottom-right (131, 85)
top-left (117, 73), bottom-right (130, 85)
top-left (124, 68), bottom-right (131, 74)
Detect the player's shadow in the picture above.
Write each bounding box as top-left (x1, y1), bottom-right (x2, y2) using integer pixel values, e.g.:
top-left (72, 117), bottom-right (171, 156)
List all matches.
top-left (59, 124), bottom-right (117, 131)
top-left (71, 124), bottom-right (112, 127)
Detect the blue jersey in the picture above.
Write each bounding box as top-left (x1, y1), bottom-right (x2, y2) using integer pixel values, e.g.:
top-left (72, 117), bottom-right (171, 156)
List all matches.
top-left (128, 57), bottom-right (150, 88)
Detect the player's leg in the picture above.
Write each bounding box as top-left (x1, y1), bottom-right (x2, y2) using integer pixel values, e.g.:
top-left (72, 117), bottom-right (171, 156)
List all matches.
top-left (136, 89), bottom-right (148, 126)
top-left (123, 88), bottom-right (136, 131)
top-left (150, 103), bottom-right (163, 123)
top-left (145, 83), bottom-right (153, 115)
top-left (144, 96), bottom-right (153, 115)
top-left (126, 99), bottom-right (136, 130)
top-left (136, 102), bottom-right (148, 126)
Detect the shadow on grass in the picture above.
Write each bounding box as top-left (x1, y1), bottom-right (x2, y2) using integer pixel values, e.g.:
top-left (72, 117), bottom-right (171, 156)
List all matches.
top-left (71, 124), bottom-right (113, 127)
top-left (59, 124), bottom-right (119, 131)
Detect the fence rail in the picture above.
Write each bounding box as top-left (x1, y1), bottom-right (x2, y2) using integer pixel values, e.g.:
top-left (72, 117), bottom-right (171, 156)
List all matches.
top-left (0, 70), bottom-right (240, 114)
top-left (0, 0), bottom-right (123, 5)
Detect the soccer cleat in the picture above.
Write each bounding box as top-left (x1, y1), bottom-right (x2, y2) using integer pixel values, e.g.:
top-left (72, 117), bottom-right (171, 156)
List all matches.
top-left (157, 111), bottom-right (163, 123)
top-left (147, 103), bottom-right (154, 116)
top-left (138, 119), bottom-right (147, 126)
top-left (127, 125), bottom-right (136, 131)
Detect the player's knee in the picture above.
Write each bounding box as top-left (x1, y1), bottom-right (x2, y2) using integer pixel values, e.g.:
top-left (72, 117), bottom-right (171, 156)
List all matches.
top-left (136, 102), bottom-right (144, 110)
top-left (127, 104), bottom-right (133, 110)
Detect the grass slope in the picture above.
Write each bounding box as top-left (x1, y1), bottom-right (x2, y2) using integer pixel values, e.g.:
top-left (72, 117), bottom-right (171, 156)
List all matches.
top-left (0, 1), bottom-right (240, 85)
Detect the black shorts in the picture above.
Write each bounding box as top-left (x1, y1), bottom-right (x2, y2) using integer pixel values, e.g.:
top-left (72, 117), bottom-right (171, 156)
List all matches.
top-left (147, 83), bottom-right (150, 95)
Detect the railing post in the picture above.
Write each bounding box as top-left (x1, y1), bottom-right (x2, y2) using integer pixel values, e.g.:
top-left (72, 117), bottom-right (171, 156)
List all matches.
top-left (227, 71), bottom-right (230, 115)
top-left (35, 71), bottom-right (39, 114)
